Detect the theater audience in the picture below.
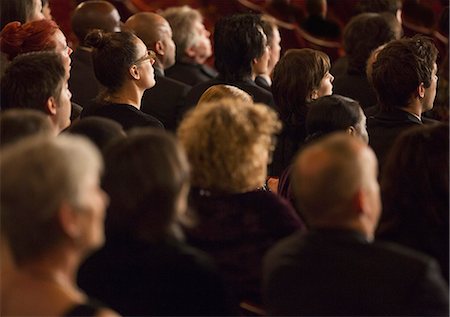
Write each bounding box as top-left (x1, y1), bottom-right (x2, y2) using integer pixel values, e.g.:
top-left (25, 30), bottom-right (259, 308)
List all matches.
top-left (377, 123), bottom-right (449, 282)
top-left (1, 51), bottom-right (71, 133)
top-left (270, 48), bottom-right (333, 176)
top-left (0, 0), bottom-right (43, 30)
top-left (368, 35), bottom-right (438, 171)
top-left (301, 0), bottom-right (341, 40)
top-left (125, 12), bottom-right (190, 132)
top-left (1, 134), bottom-right (117, 316)
top-left (80, 30), bottom-right (163, 130)
top-left (184, 13), bottom-right (275, 110)
top-left (332, 13), bottom-right (401, 109)
top-left (198, 85), bottom-right (253, 105)
top-left (162, 5), bottom-right (218, 86)
top-left (0, 109), bottom-right (54, 148)
top-left (178, 99), bottom-right (304, 305)
top-left (69, 0), bottom-right (122, 107)
top-left (78, 128), bottom-right (235, 316)
top-left (65, 117), bottom-right (125, 151)
top-left (263, 133), bottom-right (449, 316)
top-left (254, 15), bottom-right (281, 90)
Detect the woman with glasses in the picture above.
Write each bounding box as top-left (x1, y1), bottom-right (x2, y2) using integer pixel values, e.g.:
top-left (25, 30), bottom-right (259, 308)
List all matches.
top-left (81, 30), bottom-right (164, 131)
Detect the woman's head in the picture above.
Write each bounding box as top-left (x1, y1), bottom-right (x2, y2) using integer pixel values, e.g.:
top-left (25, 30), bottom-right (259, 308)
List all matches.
top-left (0, 0), bottom-right (44, 30)
top-left (198, 84), bottom-right (253, 105)
top-left (178, 99), bottom-right (281, 193)
top-left (85, 30), bottom-right (156, 94)
top-left (1, 19), bottom-right (72, 73)
top-left (261, 15), bottom-right (281, 74)
top-left (1, 135), bottom-right (106, 265)
top-left (272, 48), bottom-right (332, 123)
top-left (306, 95), bottom-right (368, 144)
top-left (102, 128), bottom-right (190, 240)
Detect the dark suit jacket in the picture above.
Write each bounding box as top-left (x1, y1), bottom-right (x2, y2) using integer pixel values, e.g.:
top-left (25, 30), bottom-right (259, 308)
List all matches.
top-left (183, 76), bottom-right (276, 114)
top-left (165, 61), bottom-right (218, 87)
top-left (141, 67), bottom-right (190, 132)
top-left (69, 47), bottom-right (102, 108)
top-left (367, 108), bottom-right (437, 171)
top-left (263, 229), bottom-right (449, 316)
top-left (333, 72), bottom-right (377, 109)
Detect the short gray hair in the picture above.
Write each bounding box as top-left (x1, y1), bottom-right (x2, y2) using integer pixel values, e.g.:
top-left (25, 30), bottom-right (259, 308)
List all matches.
top-left (161, 6), bottom-right (202, 61)
top-left (1, 134), bottom-right (103, 264)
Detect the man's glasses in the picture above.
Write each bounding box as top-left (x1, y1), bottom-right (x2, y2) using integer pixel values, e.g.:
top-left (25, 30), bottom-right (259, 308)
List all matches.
top-left (134, 50), bottom-right (156, 65)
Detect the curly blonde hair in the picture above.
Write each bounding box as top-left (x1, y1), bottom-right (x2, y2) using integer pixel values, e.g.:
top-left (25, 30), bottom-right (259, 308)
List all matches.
top-left (198, 84), bottom-right (253, 105)
top-left (178, 98), bottom-right (281, 193)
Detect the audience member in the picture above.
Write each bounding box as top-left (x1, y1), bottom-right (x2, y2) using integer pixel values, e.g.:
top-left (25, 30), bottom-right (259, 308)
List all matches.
top-left (40, 0), bottom-right (52, 20)
top-left (0, 0), bottom-right (43, 30)
top-left (368, 35), bottom-right (438, 170)
top-left (162, 5), bottom-right (218, 86)
top-left (178, 99), bottom-right (304, 304)
top-left (301, 0), bottom-right (341, 40)
top-left (78, 128), bottom-right (235, 316)
top-left (377, 123), bottom-right (449, 282)
top-left (263, 133), bottom-right (449, 316)
top-left (70, 0), bottom-right (122, 107)
top-left (1, 134), bottom-right (117, 316)
top-left (254, 15), bottom-right (281, 90)
top-left (198, 85), bottom-right (253, 105)
top-left (0, 109), bottom-right (54, 148)
top-left (1, 51), bottom-right (71, 133)
top-left (332, 13), bottom-right (400, 109)
top-left (65, 117), bottom-right (125, 151)
top-left (278, 95), bottom-right (368, 222)
top-left (355, 0), bottom-right (402, 23)
top-left (125, 12), bottom-right (190, 132)
top-left (80, 30), bottom-right (163, 130)
top-left (184, 13), bottom-right (275, 110)
top-left (270, 48), bottom-right (333, 176)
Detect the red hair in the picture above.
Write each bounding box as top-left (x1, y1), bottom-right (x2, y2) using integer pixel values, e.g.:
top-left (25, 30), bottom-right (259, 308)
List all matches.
top-left (1, 19), bottom-right (60, 60)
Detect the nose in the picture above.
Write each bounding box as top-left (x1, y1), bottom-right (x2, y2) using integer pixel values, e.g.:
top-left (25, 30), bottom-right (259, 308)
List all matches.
top-left (205, 29), bottom-right (210, 37)
top-left (68, 46), bottom-right (73, 55)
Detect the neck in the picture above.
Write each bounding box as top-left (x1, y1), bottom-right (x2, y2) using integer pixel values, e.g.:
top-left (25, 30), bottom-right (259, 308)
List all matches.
top-left (104, 82), bottom-right (143, 109)
top-left (401, 99), bottom-right (422, 119)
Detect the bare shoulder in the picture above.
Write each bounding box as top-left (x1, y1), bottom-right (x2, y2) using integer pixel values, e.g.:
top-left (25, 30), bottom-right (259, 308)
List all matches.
top-left (95, 308), bottom-right (121, 317)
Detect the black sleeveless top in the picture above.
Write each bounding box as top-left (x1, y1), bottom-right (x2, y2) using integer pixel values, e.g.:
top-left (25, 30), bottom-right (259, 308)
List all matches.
top-left (63, 299), bottom-right (103, 317)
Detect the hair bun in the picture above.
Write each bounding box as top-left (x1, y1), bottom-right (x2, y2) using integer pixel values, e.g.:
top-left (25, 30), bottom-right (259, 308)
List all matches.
top-left (84, 29), bottom-right (106, 49)
top-left (0, 21), bottom-right (25, 59)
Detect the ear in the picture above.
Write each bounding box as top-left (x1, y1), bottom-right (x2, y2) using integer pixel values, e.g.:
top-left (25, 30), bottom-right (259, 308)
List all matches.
top-left (417, 82), bottom-right (426, 99)
top-left (129, 64), bottom-right (140, 80)
top-left (155, 40), bottom-right (165, 56)
top-left (347, 126), bottom-right (356, 136)
top-left (185, 45), bottom-right (196, 58)
top-left (46, 96), bottom-right (58, 115)
top-left (58, 202), bottom-right (81, 240)
top-left (310, 90), bottom-right (319, 100)
top-left (352, 189), bottom-right (365, 216)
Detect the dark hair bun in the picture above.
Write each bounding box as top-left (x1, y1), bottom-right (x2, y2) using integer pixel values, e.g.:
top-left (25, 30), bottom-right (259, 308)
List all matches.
top-left (84, 29), bottom-right (107, 49)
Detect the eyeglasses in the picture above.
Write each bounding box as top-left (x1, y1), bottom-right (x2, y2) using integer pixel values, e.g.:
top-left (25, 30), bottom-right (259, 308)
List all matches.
top-left (134, 50), bottom-right (156, 65)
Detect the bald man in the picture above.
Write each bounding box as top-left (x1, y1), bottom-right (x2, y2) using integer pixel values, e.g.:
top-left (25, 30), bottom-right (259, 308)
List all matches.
top-left (263, 133), bottom-right (449, 316)
top-left (69, 0), bottom-right (122, 107)
top-left (125, 12), bottom-right (190, 132)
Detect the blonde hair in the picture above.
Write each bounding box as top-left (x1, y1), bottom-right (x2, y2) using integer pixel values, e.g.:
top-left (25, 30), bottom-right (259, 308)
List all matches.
top-left (178, 98), bottom-right (281, 193)
top-left (197, 84), bottom-right (253, 105)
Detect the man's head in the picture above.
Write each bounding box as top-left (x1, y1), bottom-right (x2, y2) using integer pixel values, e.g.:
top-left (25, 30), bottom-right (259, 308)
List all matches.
top-left (372, 35), bottom-right (438, 112)
top-left (161, 6), bottom-right (212, 65)
top-left (292, 133), bottom-right (381, 239)
top-left (125, 12), bottom-right (176, 70)
top-left (214, 13), bottom-right (267, 81)
top-left (71, 0), bottom-right (121, 45)
top-left (1, 51), bottom-right (72, 132)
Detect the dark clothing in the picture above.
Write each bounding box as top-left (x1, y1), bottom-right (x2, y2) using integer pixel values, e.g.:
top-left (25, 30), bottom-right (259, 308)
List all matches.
top-left (255, 76), bottom-right (271, 91)
top-left (367, 108), bottom-right (437, 171)
top-left (185, 189), bottom-right (304, 304)
top-left (81, 102), bottom-right (164, 131)
top-left (301, 15), bottom-right (341, 40)
top-left (165, 61), bottom-right (218, 87)
top-left (184, 76), bottom-right (276, 113)
top-left (269, 106), bottom-right (309, 177)
top-left (141, 67), bottom-right (190, 132)
top-left (263, 229), bottom-right (449, 316)
top-left (63, 300), bottom-right (103, 317)
top-left (333, 72), bottom-right (377, 109)
top-left (78, 235), bottom-right (235, 316)
top-left (69, 47), bottom-right (102, 108)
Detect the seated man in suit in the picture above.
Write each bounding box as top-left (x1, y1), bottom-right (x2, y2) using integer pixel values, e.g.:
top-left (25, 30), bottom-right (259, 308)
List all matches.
top-left (70, 0), bottom-right (122, 107)
top-left (263, 133), bottom-right (449, 316)
top-left (367, 34), bottom-right (438, 171)
top-left (161, 6), bottom-right (218, 87)
top-left (1, 51), bottom-right (71, 134)
top-left (183, 13), bottom-right (275, 111)
top-left (125, 12), bottom-right (190, 132)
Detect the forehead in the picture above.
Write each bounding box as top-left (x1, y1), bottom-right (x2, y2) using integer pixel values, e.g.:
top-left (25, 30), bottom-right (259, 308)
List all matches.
top-left (52, 29), bottom-right (67, 46)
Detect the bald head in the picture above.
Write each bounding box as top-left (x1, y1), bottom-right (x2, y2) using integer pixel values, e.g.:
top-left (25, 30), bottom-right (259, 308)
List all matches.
top-left (72, 0), bottom-right (121, 44)
top-left (125, 12), bottom-right (176, 69)
top-left (292, 133), bottom-right (381, 234)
